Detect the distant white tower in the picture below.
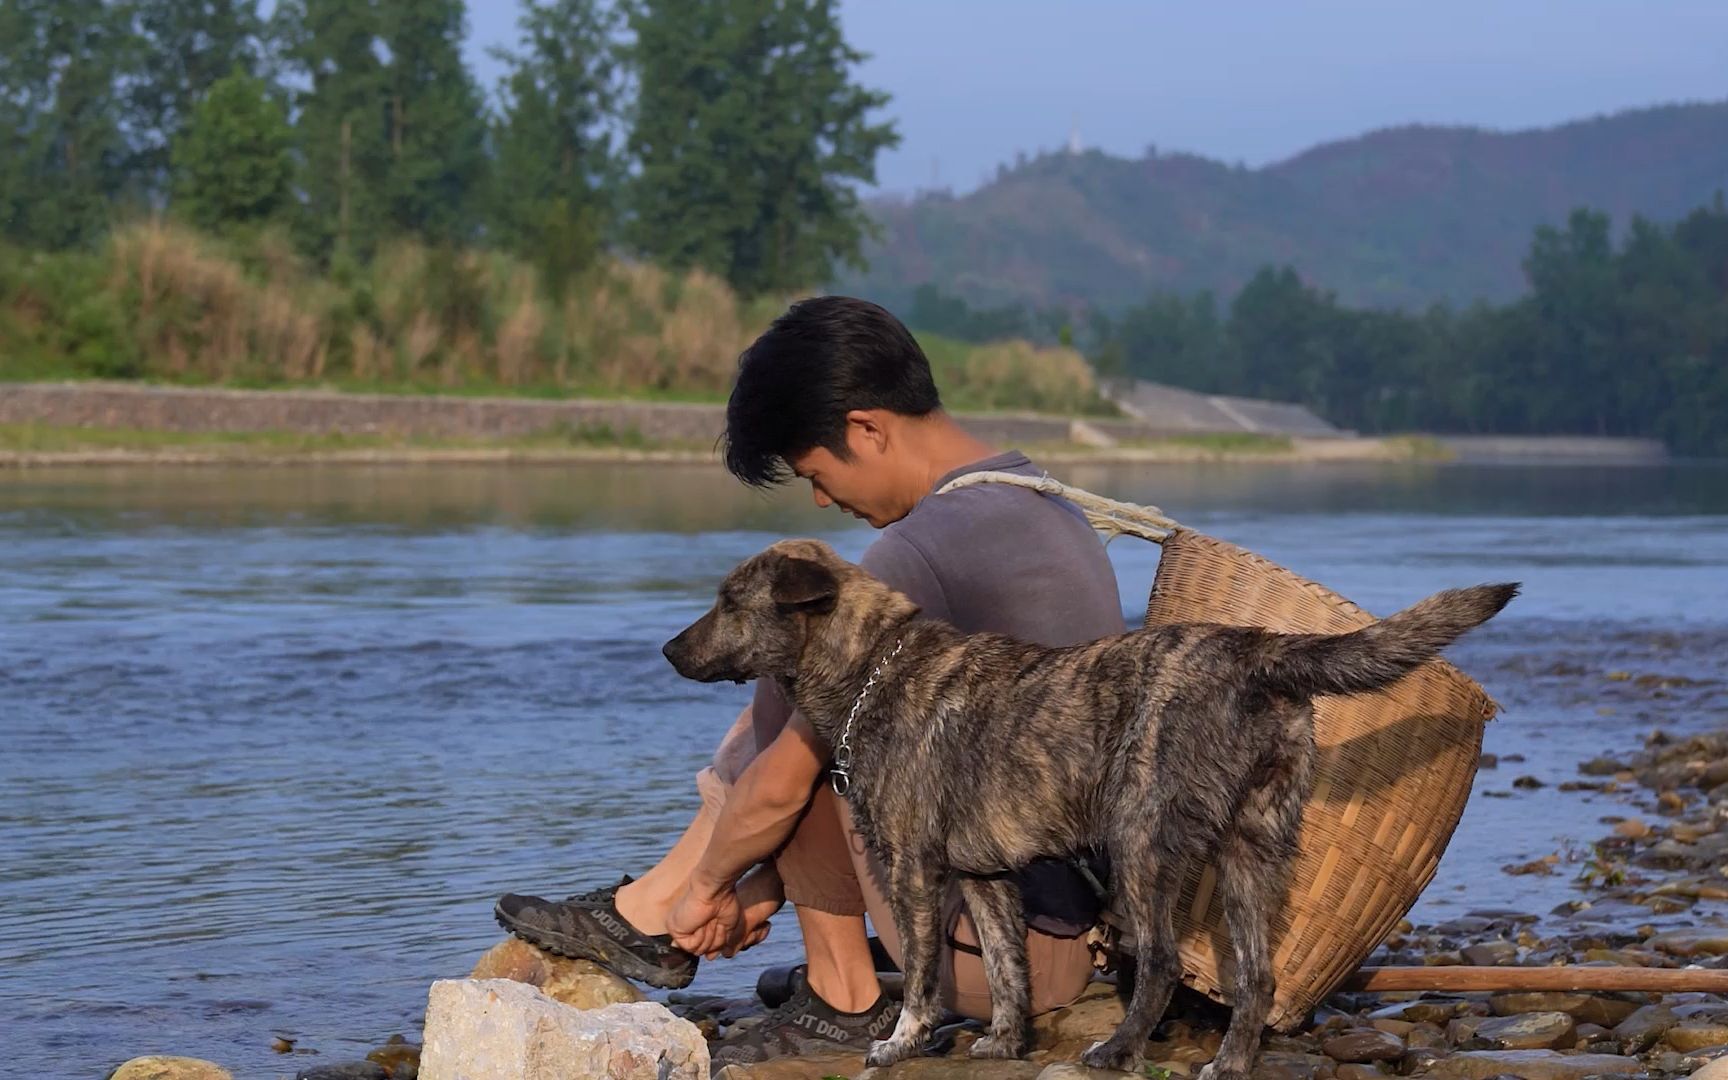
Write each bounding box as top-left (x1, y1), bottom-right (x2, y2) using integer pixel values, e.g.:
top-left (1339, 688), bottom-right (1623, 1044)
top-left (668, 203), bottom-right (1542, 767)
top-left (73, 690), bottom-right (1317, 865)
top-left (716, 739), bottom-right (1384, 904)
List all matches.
top-left (1067, 113), bottom-right (1082, 155)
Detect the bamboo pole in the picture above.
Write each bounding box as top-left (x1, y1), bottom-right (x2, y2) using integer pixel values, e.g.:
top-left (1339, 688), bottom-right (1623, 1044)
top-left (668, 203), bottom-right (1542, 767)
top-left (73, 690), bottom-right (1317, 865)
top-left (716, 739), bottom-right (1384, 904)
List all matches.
top-left (1341, 966), bottom-right (1728, 993)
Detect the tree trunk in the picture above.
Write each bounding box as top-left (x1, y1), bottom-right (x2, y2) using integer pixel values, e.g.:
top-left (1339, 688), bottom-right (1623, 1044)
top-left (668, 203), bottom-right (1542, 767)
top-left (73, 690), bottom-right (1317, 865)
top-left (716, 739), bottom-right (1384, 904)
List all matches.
top-left (338, 118), bottom-right (352, 251)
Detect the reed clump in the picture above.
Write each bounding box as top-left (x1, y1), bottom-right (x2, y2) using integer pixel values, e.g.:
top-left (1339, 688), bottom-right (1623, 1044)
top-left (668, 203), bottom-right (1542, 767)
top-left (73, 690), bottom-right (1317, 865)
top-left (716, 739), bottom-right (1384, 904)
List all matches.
top-left (0, 221), bottom-right (1113, 414)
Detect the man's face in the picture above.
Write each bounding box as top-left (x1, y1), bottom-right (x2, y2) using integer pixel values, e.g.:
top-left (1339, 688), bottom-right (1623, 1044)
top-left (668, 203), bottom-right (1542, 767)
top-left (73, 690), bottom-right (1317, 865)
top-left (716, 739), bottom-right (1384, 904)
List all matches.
top-left (786, 421), bottom-right (905, 529)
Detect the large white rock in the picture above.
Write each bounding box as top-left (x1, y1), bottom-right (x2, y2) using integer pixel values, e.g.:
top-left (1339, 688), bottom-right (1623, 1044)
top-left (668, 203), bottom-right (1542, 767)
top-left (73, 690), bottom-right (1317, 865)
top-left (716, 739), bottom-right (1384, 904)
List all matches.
top-left (419, 978), bottom-right (707, 1080)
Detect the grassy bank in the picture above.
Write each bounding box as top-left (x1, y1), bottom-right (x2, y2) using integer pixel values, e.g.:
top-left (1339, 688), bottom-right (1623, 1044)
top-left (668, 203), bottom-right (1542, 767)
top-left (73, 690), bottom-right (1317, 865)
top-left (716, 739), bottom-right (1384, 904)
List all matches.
top-left (0, 222), bottom-right (1113, 416)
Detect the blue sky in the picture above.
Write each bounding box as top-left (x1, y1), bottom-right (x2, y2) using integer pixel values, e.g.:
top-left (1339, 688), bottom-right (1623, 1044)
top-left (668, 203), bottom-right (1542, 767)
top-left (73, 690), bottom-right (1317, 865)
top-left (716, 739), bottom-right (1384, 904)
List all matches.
top-left (464, 1), bottom-right (1728, 195)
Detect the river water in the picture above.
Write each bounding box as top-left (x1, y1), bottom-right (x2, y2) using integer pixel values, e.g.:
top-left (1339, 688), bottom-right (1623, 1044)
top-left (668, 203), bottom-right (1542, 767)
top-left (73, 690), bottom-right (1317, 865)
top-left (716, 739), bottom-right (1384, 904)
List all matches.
top-left (2, 460), bottom-right (1726, 1078)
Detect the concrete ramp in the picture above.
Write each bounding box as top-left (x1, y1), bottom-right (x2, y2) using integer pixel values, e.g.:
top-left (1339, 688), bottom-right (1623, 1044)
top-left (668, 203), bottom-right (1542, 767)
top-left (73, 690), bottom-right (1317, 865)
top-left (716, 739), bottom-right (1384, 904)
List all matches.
top-left (1102, 378), bottom-right (1344, 437)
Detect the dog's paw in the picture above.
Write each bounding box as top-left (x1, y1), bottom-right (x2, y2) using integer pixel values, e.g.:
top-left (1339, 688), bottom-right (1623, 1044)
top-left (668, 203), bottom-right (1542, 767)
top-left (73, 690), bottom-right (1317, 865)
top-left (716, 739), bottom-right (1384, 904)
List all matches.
top-left (1081, 1038), bottom-right (1141, 1073)
top-left (969, 1033), bottom-right (1024, 1060)
top-left (866, 1037), bottom-right (917, 1069)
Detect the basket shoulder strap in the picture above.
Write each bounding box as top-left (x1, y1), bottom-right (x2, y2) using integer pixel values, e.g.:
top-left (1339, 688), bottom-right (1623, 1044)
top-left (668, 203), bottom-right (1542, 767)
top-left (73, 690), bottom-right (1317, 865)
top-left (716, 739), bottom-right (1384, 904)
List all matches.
top-left (934, 470), bottom-right (1179, 544)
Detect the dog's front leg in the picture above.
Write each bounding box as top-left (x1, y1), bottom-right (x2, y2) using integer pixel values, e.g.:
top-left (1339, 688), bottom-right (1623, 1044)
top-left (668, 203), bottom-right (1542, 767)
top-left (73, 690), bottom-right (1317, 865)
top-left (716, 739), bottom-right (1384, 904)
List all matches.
top-left (957, 875), bottom-right (1030, 1059)
top-left (866, 855), bottom-right (947, 1068)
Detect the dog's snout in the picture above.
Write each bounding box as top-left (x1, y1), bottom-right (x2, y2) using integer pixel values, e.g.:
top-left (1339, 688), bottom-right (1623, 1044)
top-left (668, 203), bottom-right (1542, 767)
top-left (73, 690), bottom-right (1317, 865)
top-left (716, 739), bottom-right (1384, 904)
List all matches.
top-left (662, 632), bottom-right (690, 674)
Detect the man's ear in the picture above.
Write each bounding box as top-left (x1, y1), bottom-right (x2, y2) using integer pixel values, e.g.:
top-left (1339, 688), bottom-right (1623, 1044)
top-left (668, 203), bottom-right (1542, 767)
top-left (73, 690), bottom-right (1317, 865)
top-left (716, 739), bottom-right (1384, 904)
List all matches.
top-left (770, 556), bottom-right (838, 614)
top-left (844, 409), bottom-right (888, 455)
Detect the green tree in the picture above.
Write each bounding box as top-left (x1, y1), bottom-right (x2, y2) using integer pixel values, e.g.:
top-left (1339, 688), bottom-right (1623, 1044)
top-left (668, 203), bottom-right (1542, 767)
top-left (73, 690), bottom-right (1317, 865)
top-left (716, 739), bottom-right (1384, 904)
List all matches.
top-left (0, 0), bottom-right (138, 248)
top-left (127, 0), bottom-right (264, 191)
top-left (489, 0), bottom-right (621, 292)
top-left (1104, 292), bottom-right (1223, 389)
top-left (171, 69), bottom-right (292, 232)
top-left (1522, 209), bottom-right (1619, 434)
top-left (277, 0), bottom-right (389, 257)
top-left (1226, 267), bottom-right (1340, 406)
top-left (626, 0), bottom-right (898, 295)
top-left (378, 0), bottom-right (486, 243)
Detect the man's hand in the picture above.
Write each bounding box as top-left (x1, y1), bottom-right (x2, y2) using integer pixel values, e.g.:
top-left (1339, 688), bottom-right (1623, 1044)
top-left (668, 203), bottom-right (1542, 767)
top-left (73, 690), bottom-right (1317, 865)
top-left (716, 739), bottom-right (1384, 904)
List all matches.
top-left (667, 884), bottom-right (746, 960)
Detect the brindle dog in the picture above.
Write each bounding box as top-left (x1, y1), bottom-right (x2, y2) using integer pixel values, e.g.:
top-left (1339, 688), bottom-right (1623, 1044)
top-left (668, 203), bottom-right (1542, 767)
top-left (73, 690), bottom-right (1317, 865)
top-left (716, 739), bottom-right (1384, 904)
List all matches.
top-left (663, 538), bottom-right (1515, 1078)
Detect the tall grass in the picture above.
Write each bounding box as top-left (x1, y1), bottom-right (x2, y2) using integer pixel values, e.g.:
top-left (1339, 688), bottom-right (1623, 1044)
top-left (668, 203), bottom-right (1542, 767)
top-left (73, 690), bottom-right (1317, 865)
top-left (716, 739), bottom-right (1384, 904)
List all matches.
top-left (0, 221), bottom-right (1111, 414)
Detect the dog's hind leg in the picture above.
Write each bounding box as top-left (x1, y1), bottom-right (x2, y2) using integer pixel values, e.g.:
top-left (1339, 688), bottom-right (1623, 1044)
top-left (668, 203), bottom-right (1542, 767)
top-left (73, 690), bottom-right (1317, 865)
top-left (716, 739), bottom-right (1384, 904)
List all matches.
top-left (1200, 774), bottom-right (1303, 1080)
top-left (957, 874), bottom-right (1030, 1059)
top-left (866, 854), bottom-right (949, 1068)
top-left (1081, 831), bottom-right (1183, 1073)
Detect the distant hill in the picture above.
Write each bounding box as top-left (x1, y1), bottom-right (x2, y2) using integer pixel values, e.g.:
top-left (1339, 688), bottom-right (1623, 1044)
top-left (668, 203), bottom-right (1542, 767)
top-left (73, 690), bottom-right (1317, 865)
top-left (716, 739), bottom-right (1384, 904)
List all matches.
top-left (839, 101), bottom-right (1728, 312)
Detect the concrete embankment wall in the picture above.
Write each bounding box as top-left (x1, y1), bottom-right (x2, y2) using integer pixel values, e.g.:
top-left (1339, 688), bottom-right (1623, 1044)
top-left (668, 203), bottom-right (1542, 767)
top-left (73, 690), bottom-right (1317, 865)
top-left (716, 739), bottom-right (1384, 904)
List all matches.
top-left (0, 382), bottom-right (1189, 447)
top-left (0, 383), bottom-right (1674, 464)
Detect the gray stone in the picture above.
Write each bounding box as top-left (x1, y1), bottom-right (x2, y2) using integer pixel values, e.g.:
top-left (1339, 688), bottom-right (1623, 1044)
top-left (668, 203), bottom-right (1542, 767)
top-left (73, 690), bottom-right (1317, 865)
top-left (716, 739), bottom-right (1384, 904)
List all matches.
top-left (1366, 999), bottom-right (1465, 1024)
top-left (419, 978), bottom-right (706, 1080)
top-left (1253, 1051), bottom-right (1333, 1080)
top-left (1320, 1029), bottom-right (1403, 1063)
top-left (1461, 941), bottom-right (1518, 966)
top-left (1470, 1011), bottom-right (1576, 1050)
top-left (1693, 1056), bottom-right (1728, 1080)
top-left (1665, 1020), bottom-right (1728, 1052)
top-left (1421, 1049), bottom-right (1643, 1079)
top-left (1487, 992), bottom-right (1640, 1026)
top-left (295, 1067), bottom-right (387, 1080)
top-left (711, 1051), bottom-right (860, 1080)
top-left (110, 1059), bottom-right (233, 1080)
top-left (1036, 1066), bottom-right (1125, 1080)
top-left (1611, 1003), bottom-right (1678, 1052)
top-left (1648, 927), bottom-right (1728, 956)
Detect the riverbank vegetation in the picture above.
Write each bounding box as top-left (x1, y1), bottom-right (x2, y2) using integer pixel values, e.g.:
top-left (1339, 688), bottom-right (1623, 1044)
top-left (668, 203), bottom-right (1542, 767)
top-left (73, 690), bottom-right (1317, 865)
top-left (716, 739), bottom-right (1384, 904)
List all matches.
top-left (918, 201), bottom-right (1728, 457)
top-left (1, 0), bottom-right (1721, 451)
top-left (0, 222), bottom-right (1109, 414)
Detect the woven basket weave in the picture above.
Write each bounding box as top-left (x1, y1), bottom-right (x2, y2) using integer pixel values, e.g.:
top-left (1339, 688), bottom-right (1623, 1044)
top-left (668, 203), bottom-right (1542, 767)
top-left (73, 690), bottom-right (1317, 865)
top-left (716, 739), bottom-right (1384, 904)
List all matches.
top-left (1143, 528), bottom-right (1495, 1031)
top-left (934, 472), bottom-right (1496, 1031)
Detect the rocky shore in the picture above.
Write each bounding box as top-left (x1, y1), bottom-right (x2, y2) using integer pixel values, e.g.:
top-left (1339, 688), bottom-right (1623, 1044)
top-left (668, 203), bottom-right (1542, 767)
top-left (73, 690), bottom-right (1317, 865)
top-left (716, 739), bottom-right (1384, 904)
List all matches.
top-left (108, 724), bottom-right (1728, 1080)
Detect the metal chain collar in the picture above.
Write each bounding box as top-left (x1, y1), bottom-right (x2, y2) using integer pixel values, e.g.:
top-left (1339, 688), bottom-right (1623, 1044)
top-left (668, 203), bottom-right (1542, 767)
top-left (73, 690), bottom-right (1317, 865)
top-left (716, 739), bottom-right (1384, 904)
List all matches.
top-left (829, 638), bottom-right (904, 796)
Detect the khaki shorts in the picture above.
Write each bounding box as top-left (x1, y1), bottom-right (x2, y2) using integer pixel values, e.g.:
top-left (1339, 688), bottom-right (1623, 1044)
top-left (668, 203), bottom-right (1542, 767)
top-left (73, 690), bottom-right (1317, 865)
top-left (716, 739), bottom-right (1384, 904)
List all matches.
top-left (699, 712), bottom-right (1094, 1020)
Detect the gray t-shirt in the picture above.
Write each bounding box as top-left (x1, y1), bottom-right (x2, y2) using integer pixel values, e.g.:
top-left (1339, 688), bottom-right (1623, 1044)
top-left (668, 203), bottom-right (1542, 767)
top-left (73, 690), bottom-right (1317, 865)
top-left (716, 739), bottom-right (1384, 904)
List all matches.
top-left (749, 450), bottom-right (1126, 931)
top-left (858, 449), bottom-right (1125, 646)
top-left (750, 449), bottom-right (1126, 742)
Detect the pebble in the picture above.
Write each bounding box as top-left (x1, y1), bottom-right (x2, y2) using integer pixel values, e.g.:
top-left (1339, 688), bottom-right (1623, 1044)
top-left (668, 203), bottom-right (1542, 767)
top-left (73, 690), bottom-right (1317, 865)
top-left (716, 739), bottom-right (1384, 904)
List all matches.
top-left (1460, 941), bottom-right (1517, 965)
top-left (1471, 1011), bottom-right (1577, 1050)
top-left (1647, 928), bottom-right (1728, 956)
top-left (1513, 775), bottom-right (1546, 789)
top-left (109, 1059), bottom-right (233, 1080)
top-left (295, 1066), bottom-right (387, 1080)
top-left (1488, 991), bottom-right (1641, 1026)
top-left (364, 1036), bottom-right (419, 1078)
top-left (1319, 1029), bottom-right (1403, 1063)
top-left (1665, 1019), bottom-right (1728, 1052)
top-left (468, 937), bottom-right (642, 1010)
top-left (1612, 1003), bottom-right (1679, 1051)
top-left (1421, 1049), bottom-right (1641, 1079)
top-left (1614, 818), bottom-right (1651, 839)
top-left (1367, 1000), bottom-right (1464, 1024)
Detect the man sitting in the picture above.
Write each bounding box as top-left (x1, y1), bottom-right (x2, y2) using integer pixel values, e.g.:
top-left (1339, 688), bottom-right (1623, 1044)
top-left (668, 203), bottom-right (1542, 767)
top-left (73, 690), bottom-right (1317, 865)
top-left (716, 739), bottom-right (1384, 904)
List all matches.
top-left (497, 296), bottom-right (1125, 1068)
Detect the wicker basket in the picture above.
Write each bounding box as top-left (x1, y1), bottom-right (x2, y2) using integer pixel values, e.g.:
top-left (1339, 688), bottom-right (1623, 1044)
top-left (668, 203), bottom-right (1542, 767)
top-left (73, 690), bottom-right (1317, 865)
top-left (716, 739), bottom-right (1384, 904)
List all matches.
top-left (935, 472), bottom-right (1496, 1032)
top-left (1144, 529), bottom-right (1494, 1031)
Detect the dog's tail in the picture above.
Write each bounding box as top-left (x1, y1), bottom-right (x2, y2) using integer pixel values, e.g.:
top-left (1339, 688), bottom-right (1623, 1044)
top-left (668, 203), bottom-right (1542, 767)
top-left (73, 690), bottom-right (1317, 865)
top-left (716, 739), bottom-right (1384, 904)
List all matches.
top-left (1254, 583), bottom-right (1518, 699)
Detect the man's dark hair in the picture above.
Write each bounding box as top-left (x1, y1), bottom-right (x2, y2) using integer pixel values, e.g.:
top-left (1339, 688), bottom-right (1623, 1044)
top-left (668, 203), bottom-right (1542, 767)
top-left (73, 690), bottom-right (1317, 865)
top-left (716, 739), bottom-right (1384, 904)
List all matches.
top-left (723, 296), bottom-right (942, 488)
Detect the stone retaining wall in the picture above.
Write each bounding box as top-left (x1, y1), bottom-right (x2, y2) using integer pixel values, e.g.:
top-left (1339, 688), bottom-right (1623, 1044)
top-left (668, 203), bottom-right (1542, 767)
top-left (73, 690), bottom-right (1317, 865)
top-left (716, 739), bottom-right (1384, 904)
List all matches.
top-left (0, 382), bottom-right (1169, 446)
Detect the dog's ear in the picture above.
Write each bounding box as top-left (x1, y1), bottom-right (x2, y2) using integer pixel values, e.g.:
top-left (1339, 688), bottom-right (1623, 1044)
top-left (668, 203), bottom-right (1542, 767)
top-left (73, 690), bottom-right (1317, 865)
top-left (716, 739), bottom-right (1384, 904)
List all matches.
top-left (770, 556), bottom-right (838, 614)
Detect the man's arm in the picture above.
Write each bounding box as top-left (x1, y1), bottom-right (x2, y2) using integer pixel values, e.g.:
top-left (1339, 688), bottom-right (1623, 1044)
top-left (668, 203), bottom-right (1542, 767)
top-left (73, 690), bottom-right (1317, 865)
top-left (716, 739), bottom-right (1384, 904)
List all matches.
top-left (668, 712), bottom-right (825, 957)
top-left (671, 532), bottom-right (947, 956)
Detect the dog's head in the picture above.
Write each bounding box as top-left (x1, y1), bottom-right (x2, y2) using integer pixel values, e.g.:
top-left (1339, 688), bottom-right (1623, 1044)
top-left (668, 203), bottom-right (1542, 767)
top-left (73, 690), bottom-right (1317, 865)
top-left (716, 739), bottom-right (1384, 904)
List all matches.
top-left (663, 539), bottom-right (910, 685)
